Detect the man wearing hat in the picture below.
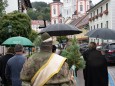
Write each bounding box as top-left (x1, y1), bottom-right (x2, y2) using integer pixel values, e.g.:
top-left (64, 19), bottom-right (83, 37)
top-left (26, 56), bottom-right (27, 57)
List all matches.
top-left (5, 44), bottom-right (26, 86)
top-left (21, 33), bottom-right (73, 86)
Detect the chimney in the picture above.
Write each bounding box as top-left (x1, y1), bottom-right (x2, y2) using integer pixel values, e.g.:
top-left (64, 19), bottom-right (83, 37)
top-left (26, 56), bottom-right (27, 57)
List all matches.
top-left (89, 0), bottom-right (94, 8)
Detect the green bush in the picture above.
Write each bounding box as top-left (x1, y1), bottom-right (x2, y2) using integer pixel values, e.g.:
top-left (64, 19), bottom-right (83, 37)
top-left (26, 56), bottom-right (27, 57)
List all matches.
top-left (61, 37), bottom-right (86, 70)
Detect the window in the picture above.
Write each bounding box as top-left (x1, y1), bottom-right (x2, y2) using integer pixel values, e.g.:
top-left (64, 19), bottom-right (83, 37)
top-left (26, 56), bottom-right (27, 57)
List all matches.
top-left (101, 7), bottom-right (103, 13)
top-left (67, 10), bottom-right (68, 15)
top-left (80, 5), bottom-right (83, 11)
top-left (91, 13), bottom-right (92, 17)
top-left (97, 39), bottom-right (99, 44)
top-left (91, 26), bottom-right (92, 30)
top-left (97, 24), bottom-right (98, 28)
top-left (87, 5), bottom-right (89, 10)
top-left (94, 25), bottom-right (95, 29)
top-left (53, 8), bottom-right (56, 14)
top-left (101, 23), bottom-right (103, 28)
top-left (91, 39), bottom-right (93, 42)
top-left (97, 9), bottom-right (98, 15)
top-left (106, 21), bottom-right (108, 28)
top-left (106, 3), bottom-right (108, 10)
top-left (93, 11), bottom-right (95, 16)
top-left (54, 20), bottom-right (56, 24)
top-left (94, 39), bottom-right (96, 42)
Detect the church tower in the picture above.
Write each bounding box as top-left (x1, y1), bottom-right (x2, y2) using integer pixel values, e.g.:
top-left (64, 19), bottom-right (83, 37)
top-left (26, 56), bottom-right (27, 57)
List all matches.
top-left (62, 0), bottom-right (77, 20)
top-left (76, 0), bottom-right (91, 16)
top-left (50, 0), bottom-right (63, 24)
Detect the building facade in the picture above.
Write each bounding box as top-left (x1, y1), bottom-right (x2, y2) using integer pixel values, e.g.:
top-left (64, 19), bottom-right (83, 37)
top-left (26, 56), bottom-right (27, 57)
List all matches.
top-left (5, 0), bottom-right (32, 13)
top-left (31, 20), bottom-right (50, 33)
top-left (62, 0), bottom-right (76, 20)
top-left (88, 0), bottom-right (115, 44)
top-left (50, 0), bottom-right (63, 24)
top-left (76, 0), bottom-right (90, 16)
top-left (50, 0), bottom-right (91, 24)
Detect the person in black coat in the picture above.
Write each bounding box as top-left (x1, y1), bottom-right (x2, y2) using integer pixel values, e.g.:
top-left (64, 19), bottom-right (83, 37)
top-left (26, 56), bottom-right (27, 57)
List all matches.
top-left (83, 42), bottom-right (108, 86)
top-left (0, 47), bottom-right (14, 86)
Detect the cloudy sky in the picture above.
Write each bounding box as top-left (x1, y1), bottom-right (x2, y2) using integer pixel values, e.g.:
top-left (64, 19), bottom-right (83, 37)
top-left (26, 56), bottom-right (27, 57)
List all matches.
top-left (30, 0), bottom-right (101, 5)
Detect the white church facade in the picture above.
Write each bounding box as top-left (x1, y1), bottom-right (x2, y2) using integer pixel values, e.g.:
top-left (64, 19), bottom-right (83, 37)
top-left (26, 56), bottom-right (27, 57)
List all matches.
top-left (50, 0), bottom-right (92, 24)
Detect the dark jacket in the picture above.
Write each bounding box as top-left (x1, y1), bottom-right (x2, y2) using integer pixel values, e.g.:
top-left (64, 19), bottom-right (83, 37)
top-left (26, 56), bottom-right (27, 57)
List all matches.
top-left (5, 54), bottom-right (26, 86)
top-left (0, 54), bottom-right (14, 85)
top-left (83, 49), bottom-right (108, 86)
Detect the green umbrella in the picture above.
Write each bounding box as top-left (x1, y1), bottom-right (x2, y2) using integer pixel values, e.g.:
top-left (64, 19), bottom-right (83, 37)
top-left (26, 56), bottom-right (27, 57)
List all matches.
top-left (2, 36), bottom-right (34, 47)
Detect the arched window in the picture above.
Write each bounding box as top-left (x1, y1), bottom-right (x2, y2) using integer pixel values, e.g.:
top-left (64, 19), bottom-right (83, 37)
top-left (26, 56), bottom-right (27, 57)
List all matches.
top-left (53, 7), bottom-right (56, 14)
top-left (80, 5), bottom-right (83, 11)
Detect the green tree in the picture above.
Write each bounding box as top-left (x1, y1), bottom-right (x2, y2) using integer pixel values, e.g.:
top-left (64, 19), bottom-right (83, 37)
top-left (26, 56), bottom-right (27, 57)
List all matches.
top-left (61, 37), bottom-right (85, 70)
top-left (29, 30), bottom-right (38, 42)
top-left (32, 2), bottom-right (49, 8)
top-left (0, 11), bottom-right (32, 44)
top-left (27, 2), bottom-right (50, 21)
top-left (33, 35), bottom-right (42, 47)
top-left (27, 9), bottom-right (38, 20)
top-left (0, 0), bottom-right (7, 17)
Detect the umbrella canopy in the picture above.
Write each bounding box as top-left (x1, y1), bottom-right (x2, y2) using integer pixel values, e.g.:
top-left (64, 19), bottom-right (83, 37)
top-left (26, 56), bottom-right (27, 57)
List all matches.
top-left (2, 36), bottom-right (34, 47)
top-left (85, 28), bottom-right (115, 40)
top-left (85, 29), bottom-right (96, 37)
top-left (39, 23), bottom-right (82, 36)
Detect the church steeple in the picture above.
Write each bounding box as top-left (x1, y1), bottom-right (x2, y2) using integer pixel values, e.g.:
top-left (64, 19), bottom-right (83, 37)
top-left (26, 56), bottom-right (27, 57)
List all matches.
top-left (89, 0), bottom-right (94, 8)
top-left (50, 0), bottom-right (63, 24)
top-left (76, 0), bottom-right (90, 16)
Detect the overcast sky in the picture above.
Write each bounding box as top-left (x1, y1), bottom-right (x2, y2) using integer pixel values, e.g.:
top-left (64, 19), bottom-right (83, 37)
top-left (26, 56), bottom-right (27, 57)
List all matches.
top-left (30, 0), bottom-right (101, 5)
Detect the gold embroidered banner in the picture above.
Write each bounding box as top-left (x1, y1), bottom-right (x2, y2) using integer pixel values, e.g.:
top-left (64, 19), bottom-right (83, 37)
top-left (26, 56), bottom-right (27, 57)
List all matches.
top-left (31, 53), bottom-right (66, 86)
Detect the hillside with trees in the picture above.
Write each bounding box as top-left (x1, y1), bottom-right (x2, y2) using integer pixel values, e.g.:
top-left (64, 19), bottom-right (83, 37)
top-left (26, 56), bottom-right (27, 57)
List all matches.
top-left (27, 2), bottom-right (50, 21)
top-left (0, 0), bottom-right (7, 17)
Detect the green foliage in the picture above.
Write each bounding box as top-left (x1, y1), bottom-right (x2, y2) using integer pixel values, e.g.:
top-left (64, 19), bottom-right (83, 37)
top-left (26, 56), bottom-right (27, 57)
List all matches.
top-left (27, 9), bottom-right (38, 20)
top-left (0, 0), bottom-right (7, 17)
top-left (29, 30), bottom-right (38, 42)
top-left (57, 36), bottom-right (68, 43)
top-left (61, 37), bottom-right (86, 70)
top-left (32, 2), bottom-right (49, 9)
top-left (0, 11), bottom-right (32, 44)
top-left (33, 35), bottom-right (42, 47)
top-left (27, 2), bottom-right (50, 21)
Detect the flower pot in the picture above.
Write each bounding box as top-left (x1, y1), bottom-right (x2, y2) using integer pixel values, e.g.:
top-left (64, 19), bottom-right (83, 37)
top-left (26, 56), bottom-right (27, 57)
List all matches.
top-left (103, 10), bottom-right (108, 15)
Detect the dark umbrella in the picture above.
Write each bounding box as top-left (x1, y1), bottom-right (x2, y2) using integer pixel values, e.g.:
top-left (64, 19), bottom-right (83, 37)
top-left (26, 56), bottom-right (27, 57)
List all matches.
top-left (85, 29), bottom-right (96, 37)
top-left (39, 23), bottom-right (82, 36)
top-left (85, 28), bottom-right (115, 40)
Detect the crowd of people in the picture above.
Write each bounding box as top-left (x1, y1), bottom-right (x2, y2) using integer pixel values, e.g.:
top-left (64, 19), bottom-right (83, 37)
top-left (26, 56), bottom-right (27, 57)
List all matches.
top-left (0, 33), bottom-right (109, 86)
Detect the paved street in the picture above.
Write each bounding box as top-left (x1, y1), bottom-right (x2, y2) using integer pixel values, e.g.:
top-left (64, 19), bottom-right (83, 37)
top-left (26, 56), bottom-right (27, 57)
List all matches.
top-left (0, 66), bottom-right (115, 86)
top-left (77, 65), bottom-right (115, 86)
top-left (108, 66), bottom-right (115, 86)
